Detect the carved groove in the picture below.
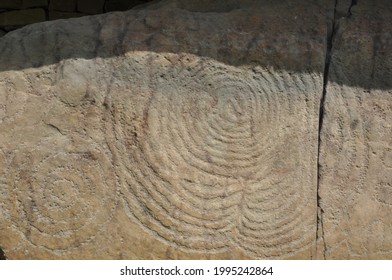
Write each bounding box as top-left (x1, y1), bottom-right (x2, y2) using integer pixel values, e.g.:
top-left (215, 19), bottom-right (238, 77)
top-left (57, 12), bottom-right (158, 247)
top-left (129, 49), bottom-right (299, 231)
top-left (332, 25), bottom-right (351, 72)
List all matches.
top-left (7, 136), bottom-right (118, 252)
top-left (106, 53), bottom-right (319, 258)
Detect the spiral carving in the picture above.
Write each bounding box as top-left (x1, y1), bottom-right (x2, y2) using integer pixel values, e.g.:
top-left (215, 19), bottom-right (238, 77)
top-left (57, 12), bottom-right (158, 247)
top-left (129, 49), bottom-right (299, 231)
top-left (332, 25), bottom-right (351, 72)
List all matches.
top-left (8, 137), bottom-right (117, 252)
top-left (106, 53), bottom-right (319, 258)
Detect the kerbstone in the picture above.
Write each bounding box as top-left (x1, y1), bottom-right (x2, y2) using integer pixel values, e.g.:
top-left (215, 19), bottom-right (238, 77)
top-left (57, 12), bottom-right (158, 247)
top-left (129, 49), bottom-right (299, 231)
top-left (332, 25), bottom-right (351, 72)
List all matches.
top-left (0, 0), bottom-right (327, 260)
top-left (0, 0), bottom-right (390, 260)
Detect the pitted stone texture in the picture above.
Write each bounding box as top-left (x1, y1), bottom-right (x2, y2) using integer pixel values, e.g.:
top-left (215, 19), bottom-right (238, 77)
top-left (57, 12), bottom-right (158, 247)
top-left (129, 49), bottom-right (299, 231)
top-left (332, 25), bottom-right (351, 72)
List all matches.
top-left (0, 0), bottom-right (329, 260)
top-left (107, 53), bottom-right (321, 259)
top-left (319, 0), bottom-right (392, 259)
top-left (0, 53), bottom-right (322, 259)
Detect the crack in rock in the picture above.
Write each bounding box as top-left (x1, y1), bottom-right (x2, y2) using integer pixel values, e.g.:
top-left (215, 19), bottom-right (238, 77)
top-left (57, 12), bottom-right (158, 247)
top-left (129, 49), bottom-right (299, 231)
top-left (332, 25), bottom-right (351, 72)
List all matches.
top-left (316, 0), bottom-right (340, 260)
top-left (316, 0), bottom-right (360, 260)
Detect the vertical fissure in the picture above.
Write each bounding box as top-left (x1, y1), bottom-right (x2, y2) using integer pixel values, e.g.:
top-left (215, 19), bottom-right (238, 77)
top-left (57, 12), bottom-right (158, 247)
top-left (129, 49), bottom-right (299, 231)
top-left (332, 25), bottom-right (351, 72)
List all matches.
top-left (316, 0), bottom-right (358, 260)
top-left (316, 0), bottom-right (339, 260)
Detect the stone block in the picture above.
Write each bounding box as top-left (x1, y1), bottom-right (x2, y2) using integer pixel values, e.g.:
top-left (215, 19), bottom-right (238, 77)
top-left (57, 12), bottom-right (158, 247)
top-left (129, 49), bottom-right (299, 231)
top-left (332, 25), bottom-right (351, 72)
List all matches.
top-left (22, 0), bottom-right (48, 8)
top-left (0, 0), bottom-right (23, 10)
top-left (0, 0), bottom-right (329, 260)
top-left (1, 0), bottom-right (390, 261)
top-left (0, 0), bottom-right (49, 10)
top-left (49, 0), bottom-right (76, 12)
top-left (104, 0), bottom-right (145, 12)
top-left (77, 0), bottom-right (104, 14)
top-left (49, 10), bottom-right (87, 20)
top-left (0, 8), bottom-right (46, 27)
top-left (320, 1), bottom-right (392, 259)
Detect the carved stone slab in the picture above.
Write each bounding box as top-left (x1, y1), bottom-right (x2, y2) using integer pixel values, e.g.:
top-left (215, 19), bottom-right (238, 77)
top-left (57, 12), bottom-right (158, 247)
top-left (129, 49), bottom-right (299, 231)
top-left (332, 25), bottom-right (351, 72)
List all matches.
top-left (319, 0), bottom-right (392, 259)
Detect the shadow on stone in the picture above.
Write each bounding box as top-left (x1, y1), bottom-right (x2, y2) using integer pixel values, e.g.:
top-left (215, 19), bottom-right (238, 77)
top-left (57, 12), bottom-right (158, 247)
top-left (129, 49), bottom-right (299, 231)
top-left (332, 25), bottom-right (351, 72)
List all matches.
top-left (0, 0), bottom-right (390, 90)
top-left (0, 248), bottom-right (6, 260)
top-left (0, 0), bottom-right (329, 80)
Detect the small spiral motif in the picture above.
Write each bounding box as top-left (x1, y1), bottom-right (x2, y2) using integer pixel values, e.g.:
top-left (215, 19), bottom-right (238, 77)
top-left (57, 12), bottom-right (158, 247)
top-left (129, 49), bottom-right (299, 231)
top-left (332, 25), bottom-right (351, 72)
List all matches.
top-left (107, 53), bottom-right (319, 258)
top-left (9, 137), bottom-right (117, 252)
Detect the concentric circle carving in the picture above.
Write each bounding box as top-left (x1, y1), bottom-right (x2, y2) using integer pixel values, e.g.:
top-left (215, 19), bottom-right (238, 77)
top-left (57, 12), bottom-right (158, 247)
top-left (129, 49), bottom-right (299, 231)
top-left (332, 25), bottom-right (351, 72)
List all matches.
top-left (107, 54), bottom-right (318, 258)
top-left (9, 137), bottom-right (117, 252)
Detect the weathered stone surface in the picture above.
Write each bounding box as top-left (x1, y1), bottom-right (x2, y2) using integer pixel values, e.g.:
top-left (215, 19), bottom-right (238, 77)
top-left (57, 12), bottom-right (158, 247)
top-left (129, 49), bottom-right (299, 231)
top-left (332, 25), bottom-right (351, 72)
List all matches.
top-left (0, 0), bottom-right (328, 72)
top-left (0, 59), bottom-right (321, 260)
top-left (319, 0), bottom-right (392, 259)
top-left (0, 0), bottom-right (390, 260)
top-left (0, 0), bottom-right (329, 260)
top-left (0, 8), bottom-right (45, 27)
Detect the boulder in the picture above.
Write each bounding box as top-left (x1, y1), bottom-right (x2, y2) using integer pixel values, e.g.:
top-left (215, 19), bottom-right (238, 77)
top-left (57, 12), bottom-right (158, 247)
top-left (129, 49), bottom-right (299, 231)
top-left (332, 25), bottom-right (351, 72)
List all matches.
top-left (0, 0), bottom-right (390, 260)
